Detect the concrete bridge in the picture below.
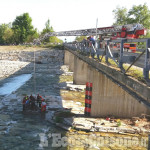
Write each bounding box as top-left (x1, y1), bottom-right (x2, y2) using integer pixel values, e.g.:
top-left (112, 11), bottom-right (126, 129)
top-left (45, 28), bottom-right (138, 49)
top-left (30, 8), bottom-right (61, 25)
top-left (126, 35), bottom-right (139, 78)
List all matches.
top-left (64, 47), bottom-right (150, 118)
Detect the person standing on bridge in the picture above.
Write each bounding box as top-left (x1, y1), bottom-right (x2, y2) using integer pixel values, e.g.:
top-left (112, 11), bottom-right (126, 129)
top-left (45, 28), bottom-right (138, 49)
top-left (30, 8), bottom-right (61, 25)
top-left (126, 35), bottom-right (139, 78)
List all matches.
top-left (89, 36), bottom-right (95, 46)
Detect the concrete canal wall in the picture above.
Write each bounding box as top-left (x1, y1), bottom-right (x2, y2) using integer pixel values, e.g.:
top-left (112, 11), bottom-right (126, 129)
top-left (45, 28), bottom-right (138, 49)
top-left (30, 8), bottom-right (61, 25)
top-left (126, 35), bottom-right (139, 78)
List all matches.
top-left (64, 49), bottom-right (150, 118)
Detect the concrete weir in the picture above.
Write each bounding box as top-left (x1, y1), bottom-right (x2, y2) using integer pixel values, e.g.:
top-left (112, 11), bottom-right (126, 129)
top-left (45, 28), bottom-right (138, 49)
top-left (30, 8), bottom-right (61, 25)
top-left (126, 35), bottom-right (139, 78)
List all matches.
top-left (64, 49), bottom-right (150, 118)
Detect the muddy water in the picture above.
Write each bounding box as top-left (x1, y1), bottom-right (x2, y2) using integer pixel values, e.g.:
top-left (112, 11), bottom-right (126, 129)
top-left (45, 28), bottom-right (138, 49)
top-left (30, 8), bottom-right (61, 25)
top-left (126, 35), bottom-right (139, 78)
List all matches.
top-left (0, 73), bottom-right (66, 150)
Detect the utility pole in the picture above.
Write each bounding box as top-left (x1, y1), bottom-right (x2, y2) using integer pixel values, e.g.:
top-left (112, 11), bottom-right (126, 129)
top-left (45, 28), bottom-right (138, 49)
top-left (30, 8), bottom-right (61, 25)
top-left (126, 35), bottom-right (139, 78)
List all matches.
top-left (96, 18), bottom-right (98, 40)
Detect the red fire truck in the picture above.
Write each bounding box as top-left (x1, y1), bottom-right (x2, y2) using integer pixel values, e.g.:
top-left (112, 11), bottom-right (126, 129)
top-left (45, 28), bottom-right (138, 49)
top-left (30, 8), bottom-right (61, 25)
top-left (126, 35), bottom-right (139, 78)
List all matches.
top-left (123, 43), bottom-right (136, 53)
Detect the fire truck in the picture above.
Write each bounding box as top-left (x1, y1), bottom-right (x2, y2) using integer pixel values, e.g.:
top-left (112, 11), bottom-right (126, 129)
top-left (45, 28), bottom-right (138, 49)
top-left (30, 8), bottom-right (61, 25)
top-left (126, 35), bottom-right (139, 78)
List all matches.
top-left (123, 43), bottom-right (136, 52)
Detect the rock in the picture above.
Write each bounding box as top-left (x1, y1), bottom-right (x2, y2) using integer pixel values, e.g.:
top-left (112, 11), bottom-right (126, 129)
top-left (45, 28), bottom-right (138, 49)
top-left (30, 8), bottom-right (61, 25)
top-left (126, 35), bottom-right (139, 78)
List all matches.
top-left (0, 126), bottom-right (7, 131)
top-left (63, 118), bottom-right (73, 126)
top-left (75, 125), bottom-right (91, 131)
top-left (55, 123), bottom-right (71, 131)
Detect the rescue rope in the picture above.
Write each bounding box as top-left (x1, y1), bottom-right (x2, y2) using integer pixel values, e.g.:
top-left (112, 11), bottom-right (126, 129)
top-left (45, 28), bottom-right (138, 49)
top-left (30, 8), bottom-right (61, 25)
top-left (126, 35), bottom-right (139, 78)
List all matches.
top-left (33, 49), bottom-right (36, 96)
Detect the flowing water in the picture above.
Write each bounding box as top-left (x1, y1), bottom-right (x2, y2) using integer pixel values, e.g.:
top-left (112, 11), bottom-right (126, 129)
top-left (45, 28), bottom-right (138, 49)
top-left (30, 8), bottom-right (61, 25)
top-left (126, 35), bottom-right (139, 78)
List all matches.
top-left (0, 73), bottom-right (66, 150)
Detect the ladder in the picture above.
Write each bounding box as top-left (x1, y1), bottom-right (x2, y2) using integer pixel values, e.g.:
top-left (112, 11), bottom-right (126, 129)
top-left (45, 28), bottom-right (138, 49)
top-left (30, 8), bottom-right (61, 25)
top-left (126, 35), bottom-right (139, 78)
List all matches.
top-left (33, 23), bottom-right (144, 44)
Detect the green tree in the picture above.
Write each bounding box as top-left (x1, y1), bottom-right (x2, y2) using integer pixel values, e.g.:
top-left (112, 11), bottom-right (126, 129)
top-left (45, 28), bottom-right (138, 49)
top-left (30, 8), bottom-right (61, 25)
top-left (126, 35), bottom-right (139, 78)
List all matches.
top-left (113, 3), bottom-right (150, 38)
top-left (26, 28), bottom-right (39, 43)
top-left (12, 13), bottom-right (38, 44)
top-left (127, 3), bottom-right (150, 29)
top-left (75, 36), bottom-right (87, 42)
top-left (41, 19), bottom-right (63, 44)
top-left (112, 7), bottom-right (128, 25)
top-left (113, 4), bottom-right (150, 29)
top-left (41, 19), bottom-right (53, 35)
top-left (0, 23), bottom-right (14, 45)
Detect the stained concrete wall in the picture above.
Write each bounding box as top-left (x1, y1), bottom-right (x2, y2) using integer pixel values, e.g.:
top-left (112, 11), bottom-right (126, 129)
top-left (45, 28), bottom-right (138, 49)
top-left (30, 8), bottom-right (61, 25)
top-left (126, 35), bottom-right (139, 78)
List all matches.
top-left (73, 56), bottom-right (88, 85)
top-left (69, 52), bottom-right (75, 72)
top-left (64, 50), bottom-right (70, 65)
top-left (64, 49), bottom-right (150, 118)
top-left (87, 66), bottom-right (150, 118)
top-left (64, 50), bottom-right (75, 71)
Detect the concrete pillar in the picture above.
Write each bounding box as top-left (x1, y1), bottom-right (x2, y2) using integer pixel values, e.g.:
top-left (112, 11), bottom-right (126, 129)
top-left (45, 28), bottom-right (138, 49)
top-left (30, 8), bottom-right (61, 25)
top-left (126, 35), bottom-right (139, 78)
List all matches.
top-left (73, 56), bottom-right (88, 85)
top-left (64, 50), bottom-right (74, 71)
top-left (87, 66), bottom-right (150, 118)
top-left (64, 50), bottom-right (70, 65)
top-left (69, 52), bottom-right (75, 71)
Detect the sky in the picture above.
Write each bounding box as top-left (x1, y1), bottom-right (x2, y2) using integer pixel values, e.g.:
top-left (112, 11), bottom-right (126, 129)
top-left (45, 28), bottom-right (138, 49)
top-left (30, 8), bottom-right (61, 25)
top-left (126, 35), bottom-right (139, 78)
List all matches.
top-left (0, 0), bottom-right (150, 41)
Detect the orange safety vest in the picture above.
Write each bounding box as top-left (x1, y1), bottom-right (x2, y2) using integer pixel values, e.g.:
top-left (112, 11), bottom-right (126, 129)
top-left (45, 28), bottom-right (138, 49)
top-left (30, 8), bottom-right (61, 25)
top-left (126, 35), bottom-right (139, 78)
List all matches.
top-left (41, 102), bottom-right (46, 112)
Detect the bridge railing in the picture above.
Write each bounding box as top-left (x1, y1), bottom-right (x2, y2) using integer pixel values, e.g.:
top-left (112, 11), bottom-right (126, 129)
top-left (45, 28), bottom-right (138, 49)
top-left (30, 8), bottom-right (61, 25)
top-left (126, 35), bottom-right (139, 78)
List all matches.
top-left (64, 38), bottom-right (150, 81)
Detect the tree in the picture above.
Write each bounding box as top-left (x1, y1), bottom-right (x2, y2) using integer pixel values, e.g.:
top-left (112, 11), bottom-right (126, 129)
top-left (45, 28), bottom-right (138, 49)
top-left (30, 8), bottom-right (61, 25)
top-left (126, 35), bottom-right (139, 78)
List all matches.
top-left (112, 7), bottom-right (128, 25)
top-left (41, 19), bottom-right (63, 44)
top-left (12, 13), bottom-right (38, 44)
top-left (26, 28), bottom-right (39, 43)
top-left (41, 19), bottom-right (52, 35)
top-left (113, 4), bottom-right (150, 29)
top-left (0, 23), bottom-right (14, 45)
top-left (75, 36), bottom-right (87, 42)
top-left (127, 3), bottom-right (150, 29)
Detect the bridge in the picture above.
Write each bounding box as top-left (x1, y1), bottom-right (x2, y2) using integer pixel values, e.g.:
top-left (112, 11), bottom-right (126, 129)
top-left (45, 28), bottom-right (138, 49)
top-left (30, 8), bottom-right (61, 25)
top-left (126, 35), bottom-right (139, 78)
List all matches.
top-left (35, 24), bottom-right (150, 118)
top-left (63, 38), bottom-right (150, 118)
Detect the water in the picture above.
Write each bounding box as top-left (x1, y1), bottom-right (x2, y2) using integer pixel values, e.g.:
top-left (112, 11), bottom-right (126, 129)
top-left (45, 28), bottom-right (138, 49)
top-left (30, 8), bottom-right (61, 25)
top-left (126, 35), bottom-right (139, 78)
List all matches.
top-left (0, 74), bottom-right (32, 95)
top-left (0, 73), bottom-right (66, 150)
top-left (0, 73), bottom-right (147, 150)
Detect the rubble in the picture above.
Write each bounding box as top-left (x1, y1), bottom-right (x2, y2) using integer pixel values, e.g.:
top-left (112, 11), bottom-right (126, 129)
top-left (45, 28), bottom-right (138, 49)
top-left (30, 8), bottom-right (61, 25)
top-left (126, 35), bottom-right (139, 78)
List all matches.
top-left (45, 93), bottom-right (150, 134)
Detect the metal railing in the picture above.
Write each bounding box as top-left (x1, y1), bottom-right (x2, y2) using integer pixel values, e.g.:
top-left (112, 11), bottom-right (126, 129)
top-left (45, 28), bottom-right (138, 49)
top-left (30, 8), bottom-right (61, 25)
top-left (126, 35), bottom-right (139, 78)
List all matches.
top-left (64, 38), bottom-right (150, 81)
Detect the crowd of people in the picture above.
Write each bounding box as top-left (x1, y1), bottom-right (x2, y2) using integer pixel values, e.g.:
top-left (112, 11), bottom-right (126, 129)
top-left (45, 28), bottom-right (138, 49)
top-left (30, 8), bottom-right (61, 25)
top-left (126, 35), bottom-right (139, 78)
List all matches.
top-left (22, 94), bottom-right (46, 112)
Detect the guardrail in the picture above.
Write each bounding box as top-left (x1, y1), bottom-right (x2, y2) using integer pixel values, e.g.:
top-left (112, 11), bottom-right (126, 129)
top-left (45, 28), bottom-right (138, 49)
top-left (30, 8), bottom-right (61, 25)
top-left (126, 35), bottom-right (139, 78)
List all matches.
top-left (64, 38), bottom-right (150, 81)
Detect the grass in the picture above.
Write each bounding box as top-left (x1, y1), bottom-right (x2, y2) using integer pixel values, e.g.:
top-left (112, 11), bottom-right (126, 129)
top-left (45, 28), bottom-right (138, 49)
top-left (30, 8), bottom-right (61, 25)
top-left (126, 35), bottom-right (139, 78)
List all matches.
top-left (89, 54), bottom-right (149, 84)
top-left (0, 45), bottom-right (28, 51)
top-left (123, 64), bottom-right (147, 83)
top-left (40, 43), bottom-right (64, 49)
top-left (59, 75), bottom-right (73, 83)
top-left (59, 74), bottom-right (85, 105)
top-left (61, 90), bottom-right (85, 103)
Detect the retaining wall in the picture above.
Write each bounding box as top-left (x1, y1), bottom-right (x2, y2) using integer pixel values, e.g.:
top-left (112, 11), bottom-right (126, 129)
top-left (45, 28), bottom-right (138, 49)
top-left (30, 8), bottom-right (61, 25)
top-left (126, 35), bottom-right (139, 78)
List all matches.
top-left (65, 49), bottom-right (150, 118)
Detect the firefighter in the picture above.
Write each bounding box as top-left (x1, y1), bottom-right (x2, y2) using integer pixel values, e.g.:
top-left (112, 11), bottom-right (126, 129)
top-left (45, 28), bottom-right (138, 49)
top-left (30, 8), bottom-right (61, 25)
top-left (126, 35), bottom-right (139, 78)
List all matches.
top-left (25, 97), bottom-right (30, 109)
top-left (41, 99), bottom-right (46, 112)
top-left (22, 96), bottom-right (27, 111)
top-left (39, 96), bottom-right (42, 108)
top-left (30, 94), bottom-right (36, 101)
top-left (30, 94), bottom-right (36, 110)
top-left (37, 94), bottom-right (41, 105)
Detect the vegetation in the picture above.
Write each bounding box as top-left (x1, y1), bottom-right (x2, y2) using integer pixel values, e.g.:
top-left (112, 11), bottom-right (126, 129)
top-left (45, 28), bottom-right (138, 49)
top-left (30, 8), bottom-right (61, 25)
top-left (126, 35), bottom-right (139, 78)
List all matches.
top-left (0, 13), bottom-right (62, 45)
top-left (113, 3), bottom-right (150, 37)
top-left (41, 19), bottom-right (63, 44)
top-left (94, 56), bottom-right (148, 84)
top-left (113, 7), bottom-right (128, 25)
top-left (75, 36), bottom-right (87, 42)
top-left (113, 3), bottom-right (150, 28)
top-left (0, 23), bottom-right (14, 45)
top-left (12, 13), bottom-right (39, 44)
